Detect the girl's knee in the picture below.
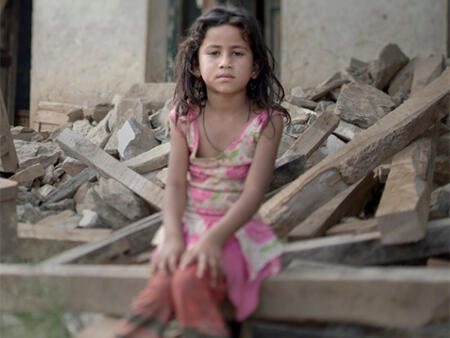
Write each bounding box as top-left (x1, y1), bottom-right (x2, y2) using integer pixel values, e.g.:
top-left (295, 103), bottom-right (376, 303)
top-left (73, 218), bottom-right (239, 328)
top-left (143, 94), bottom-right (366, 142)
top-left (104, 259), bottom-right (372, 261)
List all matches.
top-left (172, 265), bottom-right (203, 294)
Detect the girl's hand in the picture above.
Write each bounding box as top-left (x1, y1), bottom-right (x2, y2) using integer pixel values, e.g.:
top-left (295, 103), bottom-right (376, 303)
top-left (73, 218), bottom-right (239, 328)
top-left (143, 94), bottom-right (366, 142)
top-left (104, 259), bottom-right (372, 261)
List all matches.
top-left (150, 236), bottom-right (185, 276)
top-left (180, 234), bottom-right (224, 287)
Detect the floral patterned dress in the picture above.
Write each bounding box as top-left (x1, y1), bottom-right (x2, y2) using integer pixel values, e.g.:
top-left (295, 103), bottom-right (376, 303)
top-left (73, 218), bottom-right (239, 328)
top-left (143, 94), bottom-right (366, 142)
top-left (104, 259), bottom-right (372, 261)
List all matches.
top-left (152, 107), bottom-right (283, 320)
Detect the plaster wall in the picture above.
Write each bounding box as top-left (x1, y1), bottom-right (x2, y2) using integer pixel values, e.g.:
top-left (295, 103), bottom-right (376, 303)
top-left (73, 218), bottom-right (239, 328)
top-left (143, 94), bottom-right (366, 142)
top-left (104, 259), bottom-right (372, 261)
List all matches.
top-left (30, 0), bottom-right (150, 126)
top-left (281, 0), bottom-right (447, 90)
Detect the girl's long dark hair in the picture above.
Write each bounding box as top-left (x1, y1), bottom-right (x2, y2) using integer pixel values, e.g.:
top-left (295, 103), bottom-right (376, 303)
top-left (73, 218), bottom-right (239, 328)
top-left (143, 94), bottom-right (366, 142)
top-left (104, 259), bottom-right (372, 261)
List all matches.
top-left (173, 5), bottom-right (290, 123)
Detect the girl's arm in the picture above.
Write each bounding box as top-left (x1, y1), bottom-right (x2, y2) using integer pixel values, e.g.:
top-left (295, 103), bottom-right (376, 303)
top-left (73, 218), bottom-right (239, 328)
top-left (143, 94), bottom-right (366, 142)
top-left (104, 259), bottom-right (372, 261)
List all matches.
top-left (150, 117), bottom-right (189, 275)
top-left (180, 114), bottom-right (284, 283)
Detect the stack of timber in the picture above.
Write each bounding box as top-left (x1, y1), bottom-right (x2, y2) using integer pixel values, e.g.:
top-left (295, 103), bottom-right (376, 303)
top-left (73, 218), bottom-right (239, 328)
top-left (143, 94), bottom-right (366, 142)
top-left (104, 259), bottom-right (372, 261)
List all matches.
top-left (0, 44), bottom-right (449, 337)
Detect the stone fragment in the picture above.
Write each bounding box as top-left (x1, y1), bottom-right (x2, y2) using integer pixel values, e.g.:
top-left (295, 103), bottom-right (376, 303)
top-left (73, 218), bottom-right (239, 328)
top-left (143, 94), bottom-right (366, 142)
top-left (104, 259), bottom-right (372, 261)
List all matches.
top-left (123, 82), bottom-right (176, 111)
top-left (411, 54), bottom-right (446, 94)
top-left (10, 163), bottom-right (45, 183)
top-left (38, 184), bottom-right (56, 199)
top-left (86, 108), bottom-right (112, 149)
top-left (434, 155), bottom-right (450, 186)
top-left (73, 182), bottom-right (92, 205)
top-left (91, 103), bottom-right (114, 123)
top-left (40, 198), bottom-right (76, 212)
top-left (42, 165), bottom-right (55, 185)
top-left (282, 102), bottom-right (311, 125)
top-left (76, 186), bottom-right (130, 229)
top-left (10, 126), bottom-right (46, 142)
top-left (95, 177), bottom-right (151, 221)
top-left (335, 82), bottom-right (396, 129)
top-left (429, 184), bottom-right (450, 220)
top-left (388, 57), bottom-right (419, 104)
top-left (72, 119), bottom-right (93, 137)
top-left (16, 203), bottom-right (53, 224)
top-left (369, 43), bottom-right (409, 90)
top-left (34, 210), bottom-right (76, 226)
top-left (67, 108), bottom-right (84, 122)
top-left (345, 58), bottom-right (373, 85)
top-left (16, 188), bottom-right (41, 206)
top-left (323, 134), bottom-right (346, 155)
top-left (105, 98), bottom-right (148, 155)
top-left (123, 142), bottom-right (171, 174)
top-left (78, 209), bottom-right (105, 228)
top-left (61, 157), bottom-right (88, 177)
top-left (0, 139), bottom-right (61, 172)
top-left (437, 133), bottom-right (449, 156)
top-left (333, 120), bottom-right (363, 142)
top-left (117, 117), bottom-right (159, 161)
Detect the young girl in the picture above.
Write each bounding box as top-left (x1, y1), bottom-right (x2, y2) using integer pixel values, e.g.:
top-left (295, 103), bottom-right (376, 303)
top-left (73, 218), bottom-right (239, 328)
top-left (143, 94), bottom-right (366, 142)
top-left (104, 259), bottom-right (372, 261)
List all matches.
top-left (116, 5), bottom-right (290, 338)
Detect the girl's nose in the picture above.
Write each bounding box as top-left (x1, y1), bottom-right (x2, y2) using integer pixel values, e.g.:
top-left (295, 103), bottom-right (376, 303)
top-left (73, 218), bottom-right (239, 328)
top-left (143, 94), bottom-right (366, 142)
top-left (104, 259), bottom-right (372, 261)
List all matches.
top-left (219, 55), bottom-right (232, 69)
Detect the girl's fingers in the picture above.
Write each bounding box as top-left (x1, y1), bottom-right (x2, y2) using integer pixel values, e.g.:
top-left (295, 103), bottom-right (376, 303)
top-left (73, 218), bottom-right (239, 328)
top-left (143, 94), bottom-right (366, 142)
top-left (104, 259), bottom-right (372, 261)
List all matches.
top-left (180, 250), bottom-right (194, 269)
top-left (196, 253), bottom-right (206, 278)
top-left (168, 255), bottom-right (178, 273)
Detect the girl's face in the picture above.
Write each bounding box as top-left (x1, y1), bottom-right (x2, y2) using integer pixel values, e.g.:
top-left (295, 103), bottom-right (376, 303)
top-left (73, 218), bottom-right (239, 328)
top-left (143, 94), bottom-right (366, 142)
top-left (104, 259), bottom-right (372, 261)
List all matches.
top-left (196, 24), bottom-right (258, 98)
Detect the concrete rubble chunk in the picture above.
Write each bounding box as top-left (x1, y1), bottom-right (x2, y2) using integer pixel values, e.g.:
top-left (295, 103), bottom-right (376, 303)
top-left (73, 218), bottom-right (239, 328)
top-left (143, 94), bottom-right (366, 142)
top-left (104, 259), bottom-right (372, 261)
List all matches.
top-left (281, 102), bottom-right (311, 125)
top-left (38, 184), bottom-right (56, 199)
top-left (117, 117), bottom-right (159, 161)
top-left (429, 184), bottom-right (450, 220)
top-left (333, 120), bottom-right (363, 142)
top-left (123, 142), bottom-right (170, 174)
top-left (324, 134), bottom-right (347, 155)
top-left (10, 163), bottom-right (45, 183)
top-left (17, 203), bottom-right (54, 224)
top-left (91, 103), bottom-right (114, 123)
top-left (104, 98), bottom-right (148, 155)
top-left (40, 198), bottom-right (76, 212)
top-left (76, 186), bottom-right (131, 229)
top-left (345, 58), bottom-right (373, 85)
top-left (123, 82), bottom-right (176, 111)
top-left (95, 177), bottom-right (151, 222)
top-left (78, 209), bottom-right (105, 228)
top-left (61, 157), bottom-right (88, 177)
top-left (72, 119), bottom-right (93, 137)
top-left (10, 126), bottom-right (47, 142)
top-left (411, 54), bottom-right (446, 94)
top-left (336, 82), bottom-right (396, 129)
top-left (67, 108), bottom-right (84, 123)
top-left (0, 139), bottom-right (61, 172)
top-left (86, 108), bottom-right (112, 149)
top-left (388, 57), bottom-right (419, 104)
top-left (370, 43), bottom-right (409, 90)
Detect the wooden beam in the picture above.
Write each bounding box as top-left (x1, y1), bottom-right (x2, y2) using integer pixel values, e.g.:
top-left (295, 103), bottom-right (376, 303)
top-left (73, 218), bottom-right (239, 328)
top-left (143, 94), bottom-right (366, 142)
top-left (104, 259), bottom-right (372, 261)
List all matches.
top-left (0, 89), bottom-right (18, 172)
top-left (282, 110), bottom-right (340, 158)
top-left (376, 133), bottom-right (437, 244)
top-left (326, 218), bottom-right (379, 236)
top-left (1, 262), bottom-right (448, 329)
top-left (261, 68), bottom-right (450, 238)
top-left (288, 172), bottom-right (377, 240)
top-left (283, 218), bottom-right (449, 266)
top-left (40, 212), bottom-right (162, 265)
top-left (18, 223), bottom-right (111, 243)
top-left (0, 178), bottom-right (18, 262)
top-left (55, 128), bottom-right (164, 210)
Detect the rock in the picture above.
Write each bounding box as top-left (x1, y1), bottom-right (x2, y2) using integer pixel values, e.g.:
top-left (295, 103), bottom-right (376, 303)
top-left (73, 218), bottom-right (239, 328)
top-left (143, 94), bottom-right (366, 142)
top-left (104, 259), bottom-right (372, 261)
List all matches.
top-left (17, 203), bottom-right (53, 224)
top-left (10, 163), bottom-right (45, 183)
top-left (117, 117), bottom-right (159, 161)
top-left (282, 102), bottom-right (311, 125)
top-left (86, 108), bottom-right (112, 149)
top-left (76, 186), bottom-right (130, 229)
top-left (67, 108), bottom-right (84, 122)
top-left (333, 120), bottom-right (363, 142)
top-left (91, 103), bottom-right (114, 123)
top-left (16, 188), bottom-right (41, 206)
top-left (72, 119), bottom-right (93, 137)
top-left (155, 168), bottom-right (169, 188)
top-left (73, 182), bottom-right (92, 205)
top-left (286, 95), bottom-right (317, 110)
top-left (369, 43), bottom-right (409, 90)
top-left (42, 164), bottom-right (56, 185)
top-left (335, 82), bottom-right (396, 129)
top-left (0, 139), bottom-right (61, 172)
top-left (78, 209), bottom-right (105, 228)
top-left (40, 198), bottom-right (76, 212)
top-left (95, 177), bottom-right (151, 222)
top-left (429, 184), bottom-right (450, 220)
top-left (10, 126), bottom-right (47, 142)
top-left (345, 58), bottom-right (373, 85)
top-left (388, 57), bottom-right (419, 105)
top-left (434, 154), bottom-right (450, 186)
top-left (324, 134), bottom-right (346, 155)
top-left (411, 54), bottom-right (446, 93)
top-left (104, 98), bottom-right (148, 155)
top-left (437, 133), bottom-right (449, 156)
top-left (38, 184), bottom-right (56, 199)
top-left (61, 157), bottom-right (88, 177)
top-left (123, 82), bottom-right (176, 111)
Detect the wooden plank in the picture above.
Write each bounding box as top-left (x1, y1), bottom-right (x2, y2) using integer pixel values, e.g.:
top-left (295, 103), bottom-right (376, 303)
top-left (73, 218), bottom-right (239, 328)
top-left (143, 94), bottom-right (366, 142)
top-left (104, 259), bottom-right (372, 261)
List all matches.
top-left (37, 101), bottom-right (83, 113)
top-left (55, 128), bottom-right (164, 210)
top-left (18, 223), bottom-right (112, 243)
top-left (0, 89), bottom-right (18, 172)
top-left (283, 218), bottom-right (449, 266)
top-left (1, 262), bottom-right (448, 329)
top-left (40, 212), bottom-right (162, 265)
top-left (35, 109), bottom-right (69, 126)
top-left (288, 172), bottom-right (377, 240)
top-left (261, 68), bottom-right (450, 238)
top-left (375, 133), bottom-right (437, 244)
top-left (122, 142), bottom-right (170, 174)
top-left (0, 178), bottom-right (18, 262)
top-left (282, 110), bottom-right (340, 158)
top-left (326, 218), bottom-right (379, 236)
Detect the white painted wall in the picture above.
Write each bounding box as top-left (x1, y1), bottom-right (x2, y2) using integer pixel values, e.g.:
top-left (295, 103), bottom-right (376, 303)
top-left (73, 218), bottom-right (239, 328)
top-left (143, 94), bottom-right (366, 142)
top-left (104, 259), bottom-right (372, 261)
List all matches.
top-left (281, 0), bottom-right (447, 90)
top-left (30, 0), bottom-right (150, 126)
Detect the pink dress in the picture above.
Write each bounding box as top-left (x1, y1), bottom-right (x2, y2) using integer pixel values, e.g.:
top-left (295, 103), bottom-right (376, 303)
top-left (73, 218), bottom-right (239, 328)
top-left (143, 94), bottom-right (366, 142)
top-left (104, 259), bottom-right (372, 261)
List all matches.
top-left (152, 107), bottom-right (283, 320)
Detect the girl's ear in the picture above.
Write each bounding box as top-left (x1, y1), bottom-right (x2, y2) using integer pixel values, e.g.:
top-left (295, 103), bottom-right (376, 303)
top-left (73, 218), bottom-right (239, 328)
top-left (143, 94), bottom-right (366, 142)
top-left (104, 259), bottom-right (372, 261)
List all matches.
top-left (251, 62), bottom-right (260, 79)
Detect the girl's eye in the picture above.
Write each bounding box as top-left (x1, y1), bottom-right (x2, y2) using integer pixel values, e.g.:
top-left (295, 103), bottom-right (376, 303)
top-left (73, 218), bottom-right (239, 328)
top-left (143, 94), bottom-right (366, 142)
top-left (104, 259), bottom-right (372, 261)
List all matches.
top-left (233, 51), bottom-right (243, 56)
top-left (208, 51), bottom-right (219, 56)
